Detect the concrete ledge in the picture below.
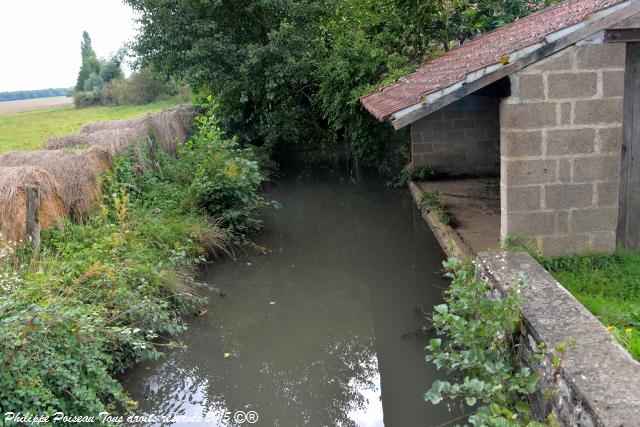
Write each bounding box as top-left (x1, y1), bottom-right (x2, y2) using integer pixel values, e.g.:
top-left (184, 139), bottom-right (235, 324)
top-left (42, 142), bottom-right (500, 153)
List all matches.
top-left (476, 251), bottom-right (640, 426)
top-left (408, 181), bottom-right (474, 262)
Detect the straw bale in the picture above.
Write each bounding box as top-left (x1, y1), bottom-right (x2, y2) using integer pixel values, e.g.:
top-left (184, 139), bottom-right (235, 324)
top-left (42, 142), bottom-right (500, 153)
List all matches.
top-left (0, 166), bottom-right (65, 243)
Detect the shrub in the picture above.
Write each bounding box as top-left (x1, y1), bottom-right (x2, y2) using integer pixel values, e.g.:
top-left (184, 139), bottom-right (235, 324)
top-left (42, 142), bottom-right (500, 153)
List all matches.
top-left (425, 259), bottom-right (548, 426)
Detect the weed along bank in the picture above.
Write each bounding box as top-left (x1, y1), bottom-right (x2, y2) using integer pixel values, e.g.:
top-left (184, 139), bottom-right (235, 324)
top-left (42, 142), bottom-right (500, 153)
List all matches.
top-left (363, 0), bottom-right (640, 424)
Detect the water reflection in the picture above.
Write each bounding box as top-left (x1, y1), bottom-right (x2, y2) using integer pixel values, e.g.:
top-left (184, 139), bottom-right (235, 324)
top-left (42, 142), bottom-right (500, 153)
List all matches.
top-left (123, 173), bottom-right (460, 426)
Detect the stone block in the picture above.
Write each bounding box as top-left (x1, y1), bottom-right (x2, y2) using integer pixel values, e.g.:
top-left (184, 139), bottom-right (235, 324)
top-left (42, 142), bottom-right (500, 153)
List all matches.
top-left (504, 159), bottom-right (556, 185)
top-left (573, 155), bottom-right (620, 182)
top-left (412, 118), bottom-right (432, 133)
top-left (576, 43), bottom-right (626, 70)
top-left (557, 211), bottom-right (569, 234)
top-left (589, 231), bottom-right (617, 253)
top-left (413, 142), bottom-right (433, 154)
top-left (433, 120), bottom-right (453, 131)
top-left (505, 211), bottom-right (556, 236)
top-left (520, 74), bottom-right (545, 100)
top-left (541, 234), bottom-right (590, 256)
top-left (571, 207), bottom-right (618, 233)
top-left (598, 127), bottom-right (622, 154)
top-left (502, 102), bottom-right (557, 129)
top-left (547, 72), bottom-right (598, 99)
top-left (597, 181), bottom-right (619, 207)
top-left (453, 119), bottom-right (476, 129)
top-left (501, 130), bottom-right (543, 157)
top-left (558, 159), bottom-right (572, 183)
top-left (505, 185), bottom-right (542, 212)
top-left (602, 70), bottom-right (625, 98)
top-left (544, 183), bottom-right (594, 209)
top-left (524, 48), bottom-right (574, 73)
top-left (422, 129), bottom-right (464, 143)
top-left (546, 128), bottom-right (596, 155)
top-left (560, 102), bottom-right (572, 126)
top-left (574, 99), bottom-right (622, 125)
top-left (411, 132), bottom-right (422, 144)
top-left (442, 108), bottom-right (465, 120)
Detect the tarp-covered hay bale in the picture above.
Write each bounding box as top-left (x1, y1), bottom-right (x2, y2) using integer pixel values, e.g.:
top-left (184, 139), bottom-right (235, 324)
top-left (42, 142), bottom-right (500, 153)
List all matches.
top-left (0, 147), bottom-right (111, 218)
top-left (0, 166), bottom-right (65, 243)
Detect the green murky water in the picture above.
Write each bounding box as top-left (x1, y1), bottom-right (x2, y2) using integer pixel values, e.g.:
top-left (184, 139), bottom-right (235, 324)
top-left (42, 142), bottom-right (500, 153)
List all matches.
top-left (123, 173), bottom-right (462, 426)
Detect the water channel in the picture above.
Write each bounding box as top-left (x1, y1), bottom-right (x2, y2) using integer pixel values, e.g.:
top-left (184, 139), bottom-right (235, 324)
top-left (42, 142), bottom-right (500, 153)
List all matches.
top-left (123, 172), bottom-right (462, 426)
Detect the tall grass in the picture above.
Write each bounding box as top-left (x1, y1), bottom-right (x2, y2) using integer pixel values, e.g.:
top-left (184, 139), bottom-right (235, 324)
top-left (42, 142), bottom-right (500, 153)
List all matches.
top-left (540, 250), bottom-right (640, 360)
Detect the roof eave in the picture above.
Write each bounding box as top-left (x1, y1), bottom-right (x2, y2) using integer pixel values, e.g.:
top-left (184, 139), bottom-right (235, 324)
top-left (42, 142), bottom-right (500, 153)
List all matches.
top-left (380, 0), bottom-right (639, 130)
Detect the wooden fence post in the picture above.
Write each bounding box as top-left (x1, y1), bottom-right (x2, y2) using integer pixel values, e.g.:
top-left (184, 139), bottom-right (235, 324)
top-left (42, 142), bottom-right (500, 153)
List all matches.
top-left (25, 186), bottom-right (41, 255)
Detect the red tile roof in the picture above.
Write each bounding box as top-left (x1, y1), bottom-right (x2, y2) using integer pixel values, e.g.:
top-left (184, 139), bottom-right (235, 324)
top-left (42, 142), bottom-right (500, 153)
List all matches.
top-left (361, 0), bottom-right (628, 123)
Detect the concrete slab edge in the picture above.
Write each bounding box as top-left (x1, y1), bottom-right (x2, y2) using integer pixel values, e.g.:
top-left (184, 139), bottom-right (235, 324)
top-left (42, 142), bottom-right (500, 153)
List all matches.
top-left (476, 250), bottom-right (640, 426)
top-left (408, 181), bottom-right (474, 263)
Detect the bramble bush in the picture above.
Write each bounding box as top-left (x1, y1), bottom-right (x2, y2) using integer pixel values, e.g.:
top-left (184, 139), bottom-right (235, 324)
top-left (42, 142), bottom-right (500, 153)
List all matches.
top-left (0, 104), bottom-right (270, 418)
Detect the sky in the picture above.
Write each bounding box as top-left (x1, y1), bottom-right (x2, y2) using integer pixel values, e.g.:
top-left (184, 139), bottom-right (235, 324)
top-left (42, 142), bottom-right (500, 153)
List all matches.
top-left (0, 0), bottom-right (138, 92)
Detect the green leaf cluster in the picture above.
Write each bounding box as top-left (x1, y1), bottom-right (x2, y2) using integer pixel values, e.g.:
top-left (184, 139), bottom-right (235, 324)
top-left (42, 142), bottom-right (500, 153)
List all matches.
top-left (425, 258), bottom-right (548, 426)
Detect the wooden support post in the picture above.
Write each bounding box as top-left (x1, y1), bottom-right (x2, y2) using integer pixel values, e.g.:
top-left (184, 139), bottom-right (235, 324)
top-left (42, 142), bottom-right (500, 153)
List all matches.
top-left (25, 186), bottom-right (41, 255)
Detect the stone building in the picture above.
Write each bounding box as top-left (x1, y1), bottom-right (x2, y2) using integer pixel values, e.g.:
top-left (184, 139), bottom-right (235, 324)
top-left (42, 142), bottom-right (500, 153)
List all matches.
top-left (362, 0), bottom-right (640, 256)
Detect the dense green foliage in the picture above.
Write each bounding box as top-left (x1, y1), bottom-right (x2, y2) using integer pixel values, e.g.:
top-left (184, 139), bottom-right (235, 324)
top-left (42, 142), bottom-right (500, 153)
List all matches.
top-left (0, 105), bottom-right (269, 416)
top-left (540, 251), bottom-right (640, 360)
top-left (125, 0), bottom-right (556, 174)
top-left (425, 259), bottom-right (553, 426)
top-left (0, 88), bottom-right (72, 102)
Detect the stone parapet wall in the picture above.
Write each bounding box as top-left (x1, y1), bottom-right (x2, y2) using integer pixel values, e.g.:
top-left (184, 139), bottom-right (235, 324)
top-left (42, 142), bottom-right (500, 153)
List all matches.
top-left (476, 251), bottom-right (640, 425)
top-left (411, 96), bottom-right (500, 176)
top-left (500, 41), bottom-right (625, 256)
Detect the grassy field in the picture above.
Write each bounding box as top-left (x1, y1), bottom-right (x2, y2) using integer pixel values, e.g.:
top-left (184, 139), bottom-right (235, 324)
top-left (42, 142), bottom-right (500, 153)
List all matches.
top-left (0, 99), bottom-right (178, 153)
top-left (542, 250), bottom-right (640, 360)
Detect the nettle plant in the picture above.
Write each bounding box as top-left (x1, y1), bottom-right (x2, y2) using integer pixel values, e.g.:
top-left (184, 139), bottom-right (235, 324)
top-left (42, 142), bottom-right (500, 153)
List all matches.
top-left (425, 258), bottom-right (553, 426)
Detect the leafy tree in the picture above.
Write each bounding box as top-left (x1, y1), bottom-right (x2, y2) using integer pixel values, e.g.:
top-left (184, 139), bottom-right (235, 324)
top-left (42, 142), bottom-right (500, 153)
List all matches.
top-left (75, 31), bottom-right (101, 91)
top-left (100, 59), bottom-right (124, 84)
top-left (125, 0), bottom-right (555, 173)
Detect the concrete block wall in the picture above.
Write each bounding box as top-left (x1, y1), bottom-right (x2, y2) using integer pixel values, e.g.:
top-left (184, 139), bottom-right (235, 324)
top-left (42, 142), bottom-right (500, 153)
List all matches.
top-left (411, 96), bottom-right (500, 176)
top-left (477, 252), bottom-right (640, 425)
top-left (500, 41), bottom-right (625, 256)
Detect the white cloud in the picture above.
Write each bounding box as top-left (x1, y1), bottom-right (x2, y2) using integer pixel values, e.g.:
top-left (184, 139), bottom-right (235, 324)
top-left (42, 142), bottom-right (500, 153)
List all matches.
top-left (0, 0), bottom-right (138, 91)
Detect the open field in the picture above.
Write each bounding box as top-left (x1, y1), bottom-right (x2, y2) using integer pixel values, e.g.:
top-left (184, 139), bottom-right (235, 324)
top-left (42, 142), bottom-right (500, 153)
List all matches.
top-left (0, 99), bottom-right (179, 153)
top-left (0, 96), bottom-right (74, 115)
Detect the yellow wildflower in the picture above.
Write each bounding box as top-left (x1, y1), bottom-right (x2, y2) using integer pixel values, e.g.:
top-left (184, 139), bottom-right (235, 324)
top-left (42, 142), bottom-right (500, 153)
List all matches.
top-left (625, 327), bottom-right (633, 334)
top-left (606, 325), bottom-right (614, 331)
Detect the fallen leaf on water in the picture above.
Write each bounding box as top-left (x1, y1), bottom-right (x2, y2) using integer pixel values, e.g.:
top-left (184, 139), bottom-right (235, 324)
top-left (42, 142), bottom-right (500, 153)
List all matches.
top-left (224, 352), bottom-right (231, 358)
top-left (196, 308), bottom-right (208, 316)
top-left (269, 301), bottom-right (276, 305)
